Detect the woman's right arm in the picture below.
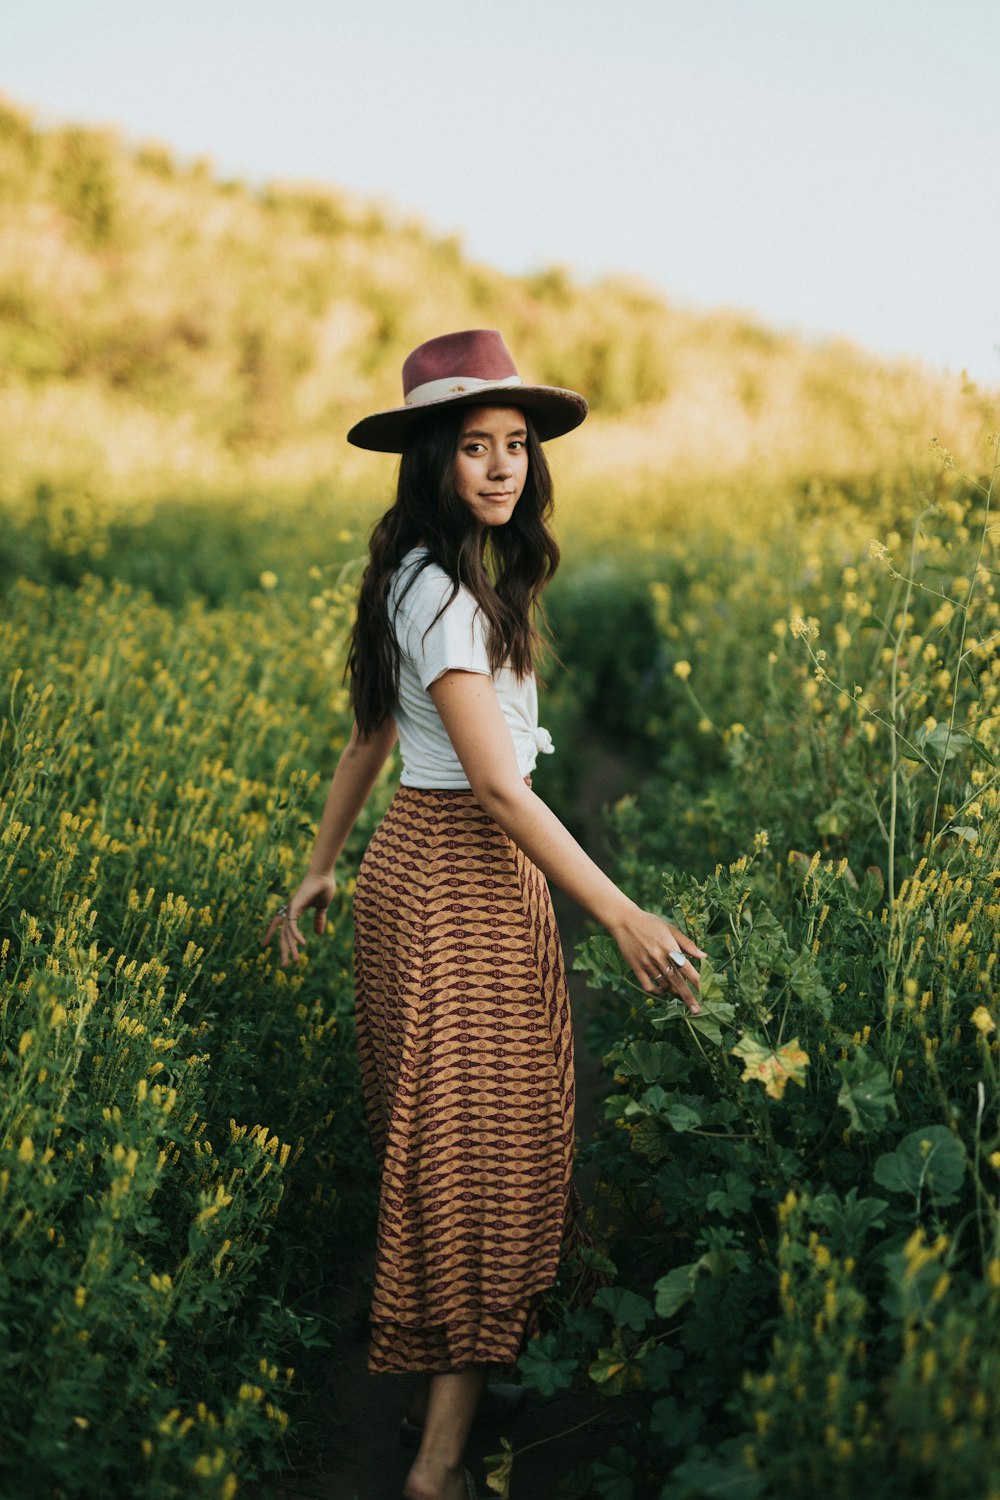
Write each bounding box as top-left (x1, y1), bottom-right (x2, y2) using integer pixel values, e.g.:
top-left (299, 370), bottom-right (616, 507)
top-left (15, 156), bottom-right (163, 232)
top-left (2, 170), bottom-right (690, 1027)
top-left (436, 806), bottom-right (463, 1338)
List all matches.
top-left (262, 715), bottom-right (397, 966)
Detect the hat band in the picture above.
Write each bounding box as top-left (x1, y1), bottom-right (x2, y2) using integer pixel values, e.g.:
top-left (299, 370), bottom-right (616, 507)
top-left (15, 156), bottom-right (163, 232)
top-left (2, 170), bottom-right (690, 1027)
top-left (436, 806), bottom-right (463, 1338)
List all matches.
top-left (403, 373), bottom-right (524, 407)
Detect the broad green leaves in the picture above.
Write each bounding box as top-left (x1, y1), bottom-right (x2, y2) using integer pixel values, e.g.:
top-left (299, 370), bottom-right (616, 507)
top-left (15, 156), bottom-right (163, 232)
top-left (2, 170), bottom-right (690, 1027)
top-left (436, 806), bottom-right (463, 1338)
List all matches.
top-left (655, 1243), bottom-right (751, 1319)
top-left (516, 1331), bottom-right (577, 1396)
top-left (811, 1186), bottom-right (889, 1257)
top-left (593, 1287), bottom-right (654, 1331)
top-left (874, 1125), bottom-right (966, 1206)
top-left (836, 1052), bottom-right (898, 1133)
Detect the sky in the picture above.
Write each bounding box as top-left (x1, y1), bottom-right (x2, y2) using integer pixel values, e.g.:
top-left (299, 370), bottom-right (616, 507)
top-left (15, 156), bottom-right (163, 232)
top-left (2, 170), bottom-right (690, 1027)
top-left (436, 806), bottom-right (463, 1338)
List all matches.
top-left (4, 0), bottom-right (999, 386)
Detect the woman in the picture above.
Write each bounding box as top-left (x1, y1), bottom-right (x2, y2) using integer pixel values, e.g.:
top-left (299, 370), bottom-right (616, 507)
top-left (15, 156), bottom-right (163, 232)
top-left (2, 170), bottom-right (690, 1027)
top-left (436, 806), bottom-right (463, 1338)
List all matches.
top-left (262, 330), bottom-right (705, 1500)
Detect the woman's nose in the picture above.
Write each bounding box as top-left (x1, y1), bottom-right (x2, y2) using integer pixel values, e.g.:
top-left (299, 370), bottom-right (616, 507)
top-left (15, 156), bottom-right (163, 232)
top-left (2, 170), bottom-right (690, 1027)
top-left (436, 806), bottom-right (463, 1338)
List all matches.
top-left (489, 453), bottom-right (512, 477)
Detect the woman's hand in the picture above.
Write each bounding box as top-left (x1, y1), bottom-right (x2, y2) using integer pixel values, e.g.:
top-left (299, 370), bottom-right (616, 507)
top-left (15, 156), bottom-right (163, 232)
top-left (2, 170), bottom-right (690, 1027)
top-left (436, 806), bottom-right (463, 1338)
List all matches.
top-left (609, 906), bottom-right (707, 1014)
top-left (260, 872), bottom-right (337, 967)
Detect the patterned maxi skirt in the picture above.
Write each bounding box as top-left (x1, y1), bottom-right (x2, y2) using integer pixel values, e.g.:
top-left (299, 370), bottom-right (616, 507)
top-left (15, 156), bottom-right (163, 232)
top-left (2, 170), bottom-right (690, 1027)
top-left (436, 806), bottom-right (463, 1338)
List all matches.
top-left (353, 784), bottom-right (576, 1374)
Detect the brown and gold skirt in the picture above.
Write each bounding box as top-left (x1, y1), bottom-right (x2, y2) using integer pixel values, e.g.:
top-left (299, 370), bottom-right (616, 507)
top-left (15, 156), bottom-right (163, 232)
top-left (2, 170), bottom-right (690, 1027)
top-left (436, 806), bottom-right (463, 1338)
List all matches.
top-left (353, 784), bottom-right (575, 1374)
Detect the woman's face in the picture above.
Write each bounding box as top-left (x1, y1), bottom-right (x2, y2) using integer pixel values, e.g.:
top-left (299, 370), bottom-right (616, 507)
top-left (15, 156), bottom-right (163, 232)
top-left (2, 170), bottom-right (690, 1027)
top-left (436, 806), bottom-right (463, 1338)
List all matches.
top-left (453, 405), bottom-right (529, 528)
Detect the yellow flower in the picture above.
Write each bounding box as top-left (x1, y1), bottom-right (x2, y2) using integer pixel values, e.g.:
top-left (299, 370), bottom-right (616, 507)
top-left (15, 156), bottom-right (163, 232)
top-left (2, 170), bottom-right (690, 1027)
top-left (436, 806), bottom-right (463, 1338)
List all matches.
top-left (673, 659), bottom-right (692, 681)
top-left (259, 570), bottom-right (278, 590)
top-left (18, 1136), bottom-right (34, 1164)
top-left (971, 1005), bottom-right (995, 1035)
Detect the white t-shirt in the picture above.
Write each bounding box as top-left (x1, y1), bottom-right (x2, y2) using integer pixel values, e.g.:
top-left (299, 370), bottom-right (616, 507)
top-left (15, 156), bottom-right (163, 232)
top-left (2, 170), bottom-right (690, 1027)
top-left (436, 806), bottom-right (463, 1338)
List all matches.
top-left (389, 548), bottom-right (555, 789)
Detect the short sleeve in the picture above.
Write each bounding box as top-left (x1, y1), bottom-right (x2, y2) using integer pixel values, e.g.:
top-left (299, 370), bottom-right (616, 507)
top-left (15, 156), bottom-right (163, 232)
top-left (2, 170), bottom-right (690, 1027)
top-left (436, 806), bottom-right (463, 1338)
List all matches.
top-left (397, 567), bottom-right (491, 690)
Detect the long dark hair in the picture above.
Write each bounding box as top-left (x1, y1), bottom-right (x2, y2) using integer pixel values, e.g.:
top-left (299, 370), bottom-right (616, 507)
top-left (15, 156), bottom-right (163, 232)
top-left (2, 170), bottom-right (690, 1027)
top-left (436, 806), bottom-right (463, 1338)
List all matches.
top-left (347, 405), bottom-right (559, 735)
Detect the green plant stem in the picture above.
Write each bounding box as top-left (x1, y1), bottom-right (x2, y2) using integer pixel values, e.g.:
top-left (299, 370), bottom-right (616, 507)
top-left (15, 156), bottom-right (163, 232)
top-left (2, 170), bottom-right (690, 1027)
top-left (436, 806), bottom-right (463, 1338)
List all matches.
top-left (929, 451), bottom-right (998, 843)
top-left (886, 519), bottom-right (920, 919)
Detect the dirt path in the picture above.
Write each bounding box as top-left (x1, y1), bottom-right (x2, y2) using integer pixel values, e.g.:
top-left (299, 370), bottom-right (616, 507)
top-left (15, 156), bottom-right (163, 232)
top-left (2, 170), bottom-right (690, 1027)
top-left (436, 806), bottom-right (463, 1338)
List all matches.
top-left (268, 745), bottom-right (639, 1500)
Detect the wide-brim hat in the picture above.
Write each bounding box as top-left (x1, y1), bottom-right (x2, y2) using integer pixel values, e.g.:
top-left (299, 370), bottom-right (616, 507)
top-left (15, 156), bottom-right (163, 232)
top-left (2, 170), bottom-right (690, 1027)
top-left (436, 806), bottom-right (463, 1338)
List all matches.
top-left (346, 328), bottom-right (588, 452)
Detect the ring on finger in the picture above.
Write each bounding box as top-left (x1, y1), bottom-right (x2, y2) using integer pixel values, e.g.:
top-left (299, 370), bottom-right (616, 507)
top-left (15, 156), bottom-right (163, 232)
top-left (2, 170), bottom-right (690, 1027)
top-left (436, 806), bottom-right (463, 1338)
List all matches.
top-left (668, 949), bottom-right (686, 967)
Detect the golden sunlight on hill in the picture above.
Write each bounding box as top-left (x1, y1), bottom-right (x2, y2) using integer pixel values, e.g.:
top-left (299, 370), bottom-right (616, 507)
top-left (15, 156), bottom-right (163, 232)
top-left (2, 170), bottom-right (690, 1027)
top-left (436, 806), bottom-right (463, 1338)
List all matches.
top-left (0, 96), bottom-right (993, 509)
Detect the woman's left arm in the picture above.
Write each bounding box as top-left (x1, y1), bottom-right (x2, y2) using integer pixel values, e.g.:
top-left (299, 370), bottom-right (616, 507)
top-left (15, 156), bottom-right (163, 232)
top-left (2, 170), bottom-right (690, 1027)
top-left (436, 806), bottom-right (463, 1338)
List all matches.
top-left (429, 670), bottom-right (705, 1011)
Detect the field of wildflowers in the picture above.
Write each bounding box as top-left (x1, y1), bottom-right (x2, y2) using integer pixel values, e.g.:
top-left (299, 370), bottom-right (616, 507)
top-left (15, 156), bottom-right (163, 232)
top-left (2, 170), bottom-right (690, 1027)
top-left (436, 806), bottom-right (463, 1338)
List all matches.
top-left (3, 91), bottom-right (1000, 1500)
top-left (5, 432), bottom-right (998, 1499)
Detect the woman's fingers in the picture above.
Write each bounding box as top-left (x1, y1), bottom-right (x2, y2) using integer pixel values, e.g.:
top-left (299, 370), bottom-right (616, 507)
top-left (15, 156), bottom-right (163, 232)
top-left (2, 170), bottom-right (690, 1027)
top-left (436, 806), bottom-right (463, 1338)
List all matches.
top-left (264, 879), bottom-right (335, 964)
top-left (645, 935), bottom-right (703, 1014)
top-left (674, 958), bottom-right (700, 990)
top-left (656, 969), bottom-right (701, 1015)
top-left (262, 903), bottom-right (306, 966)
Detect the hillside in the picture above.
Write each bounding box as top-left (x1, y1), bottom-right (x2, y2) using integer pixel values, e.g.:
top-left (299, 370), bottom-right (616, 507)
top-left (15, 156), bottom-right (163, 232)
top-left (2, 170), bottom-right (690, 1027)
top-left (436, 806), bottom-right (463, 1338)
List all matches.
top-left (0, 95), bottom-right (993, 511)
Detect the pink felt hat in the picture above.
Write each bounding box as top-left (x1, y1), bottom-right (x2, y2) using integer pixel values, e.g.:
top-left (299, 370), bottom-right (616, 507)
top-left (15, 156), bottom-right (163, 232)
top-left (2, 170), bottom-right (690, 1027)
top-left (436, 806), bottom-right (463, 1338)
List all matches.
top-left (346, 329), bottom-right (588, 452)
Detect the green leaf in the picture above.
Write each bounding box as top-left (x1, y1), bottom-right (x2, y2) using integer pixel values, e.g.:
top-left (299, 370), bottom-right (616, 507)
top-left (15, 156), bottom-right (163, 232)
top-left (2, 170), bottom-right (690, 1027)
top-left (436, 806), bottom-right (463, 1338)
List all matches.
top-left (812, 1186), bottom-right (889, 1256)
top-left (694, 953), bottom-right (729, 1005)
top-left (814, 801), bottom-right (850, 837)
top-left (920, 723), bottom-right (972, 762)
top-left (650, 1395), bottom-right (703, 1447)
top-left (593, 1446), bottom-right (635, 1500)
top-left (642, 1344), bottom-right (683, 1392)
top-left (554, 1463), bottom-right (597, 1500)
top-left (624, 1084), bottom-right (669, 1118)
top-left (649, 958), bottom-right (735, 1047)
top-left (654, 1262), bottom-right (700, 1318)
top-left (616, 1040), bottom-right (682, 1083)
top-left (665, 1101), bottom-right (702, 1133)
top-left (593, 1286), bottom-right (654, 1332)
top-left (873, 1125), bottom-right (965, 1204)
top-left (561, 1305), bottom-right (605, 1344)
top-left (517, 1330), bottom-right (577, 1396)
top-left (572, 1244), bottom-right (618, 1280)
top-left (484, 1437), bottom-right (514, 1498)
top-left (743, 903), bottom-right (793, 970)
top-left (574, 933), bottom-right (633, 993)
top-left (663, 1443), bottom-right (766, 1499)
top-left (967, 734), bottom-right (996, 766)
top-left (705, 1170), bottom-right (754, 1218)
top-left (787, 949), bottom-right (832, 1016)
top-left (687, 997), bottom-right (737, 1047)
top-left (836, 1052), bottom-right (898, 1134)
top-left (588, 1335), bottom-right (650, 1396)
top-left (857, 866), bottom-right (886, 911)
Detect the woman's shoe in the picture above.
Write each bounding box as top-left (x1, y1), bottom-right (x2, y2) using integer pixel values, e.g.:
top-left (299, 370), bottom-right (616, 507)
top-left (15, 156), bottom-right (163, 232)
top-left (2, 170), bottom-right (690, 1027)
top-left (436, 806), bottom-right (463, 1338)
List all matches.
top-left (398, 1382), bottom-right (526, 1449)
